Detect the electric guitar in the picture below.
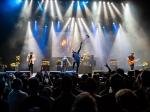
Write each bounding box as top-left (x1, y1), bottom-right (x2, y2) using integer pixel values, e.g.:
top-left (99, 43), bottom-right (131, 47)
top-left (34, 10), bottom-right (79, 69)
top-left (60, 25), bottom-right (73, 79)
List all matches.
top-left (128, 58), bottom-right (140, 65)
top-left (28, 55), bottom-right (36, 65)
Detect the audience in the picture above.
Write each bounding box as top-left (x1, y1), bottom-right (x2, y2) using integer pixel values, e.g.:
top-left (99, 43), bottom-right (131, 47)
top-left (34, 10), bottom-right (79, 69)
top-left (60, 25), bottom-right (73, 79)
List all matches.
top-left (0, 79), bottom-right (9, 112)
top-left (51, 76), bottom-right (76, 112)
top-left (99, 73), bottom-right (125, 112)
top-left (70, 75), bottom-right (83, 96)
top-left (134, 70), bottom-right (150, 111)
top-left (2, 64), bottom-right (150, 112)
top-left (71, 92), bottom-right (98, 112)
top-left (41, 87), bottom-right (54, 107)
top-left (20, 77), bottom-right (50, 112)
top-left (8, 78), bottom-right (28, 112)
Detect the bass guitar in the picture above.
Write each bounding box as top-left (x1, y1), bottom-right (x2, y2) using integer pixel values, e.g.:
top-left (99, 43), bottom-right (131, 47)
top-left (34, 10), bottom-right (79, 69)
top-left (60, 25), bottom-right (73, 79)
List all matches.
top-left (128, 58), bottom-right (140, 65)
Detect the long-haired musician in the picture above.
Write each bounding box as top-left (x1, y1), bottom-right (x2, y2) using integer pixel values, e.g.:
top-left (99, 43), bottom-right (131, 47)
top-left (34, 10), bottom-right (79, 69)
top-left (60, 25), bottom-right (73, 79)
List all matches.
top-left (27, 51), bottom-right (36, 74)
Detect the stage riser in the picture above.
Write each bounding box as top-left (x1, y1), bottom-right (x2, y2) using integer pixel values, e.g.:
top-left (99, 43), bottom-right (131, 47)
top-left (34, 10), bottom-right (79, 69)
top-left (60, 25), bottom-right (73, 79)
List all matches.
top-left (57, 66), bottom-right (92, 74)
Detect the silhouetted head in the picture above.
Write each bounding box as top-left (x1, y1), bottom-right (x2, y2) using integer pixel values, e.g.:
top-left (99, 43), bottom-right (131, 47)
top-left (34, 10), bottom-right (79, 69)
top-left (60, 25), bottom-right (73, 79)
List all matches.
top-left (116, 68), bottom-right (124, 76)
top-left (72, 92), bottom-right (98, 112)
top-left (61, 76), bottom-right (73, 92)
top-left (70, 75), bottom-right (78, 87)
top-left (110, 73), bottom-right (125, 92)
top-left (42, 87), bottom-right (53, 98)
top-left (12, 79), bottom-right (23, 91)
top-left (115, 89), bottom-right (139, 112)
top-left (29, 77), bottom-right (39, 93)
top-left (85, 78), bottom-right (97, 93)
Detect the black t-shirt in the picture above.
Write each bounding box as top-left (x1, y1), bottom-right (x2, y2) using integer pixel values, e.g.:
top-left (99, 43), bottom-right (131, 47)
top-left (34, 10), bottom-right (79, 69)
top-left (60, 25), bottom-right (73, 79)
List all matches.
top-left (128, 55), bottom-right (135, 60)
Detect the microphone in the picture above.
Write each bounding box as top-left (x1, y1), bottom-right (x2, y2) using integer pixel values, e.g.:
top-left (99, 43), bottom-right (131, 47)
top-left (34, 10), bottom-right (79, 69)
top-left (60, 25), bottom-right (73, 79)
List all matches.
top-left (86, 35), bottom-right (90, 38)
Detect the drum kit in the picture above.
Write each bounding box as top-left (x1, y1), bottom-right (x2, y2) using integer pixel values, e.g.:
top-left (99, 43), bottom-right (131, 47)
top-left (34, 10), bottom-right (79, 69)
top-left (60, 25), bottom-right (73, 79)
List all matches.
top-left (80, 51), bottom-right (90, 65)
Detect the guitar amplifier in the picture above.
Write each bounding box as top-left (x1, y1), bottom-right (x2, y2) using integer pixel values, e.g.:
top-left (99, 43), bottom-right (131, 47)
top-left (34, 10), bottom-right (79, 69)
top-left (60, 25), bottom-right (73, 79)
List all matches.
top-left (41, 59), bottom-right (50, 71)
top-left (110, 59), bottom-right (118, 70)
top-left (110, 59), bottom-right (118, 65)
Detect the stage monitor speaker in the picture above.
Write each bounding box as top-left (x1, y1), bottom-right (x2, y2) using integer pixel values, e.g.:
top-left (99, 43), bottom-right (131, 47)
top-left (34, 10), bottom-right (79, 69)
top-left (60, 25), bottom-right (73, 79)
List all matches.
top-left (5, 71), bottom-right (31, 77)
top-left (93, 70), bottom-right (105, 77)
top-left (65, 71), bottom-right (76, 75)
top-left (49, 71), bottom-right (61, 76)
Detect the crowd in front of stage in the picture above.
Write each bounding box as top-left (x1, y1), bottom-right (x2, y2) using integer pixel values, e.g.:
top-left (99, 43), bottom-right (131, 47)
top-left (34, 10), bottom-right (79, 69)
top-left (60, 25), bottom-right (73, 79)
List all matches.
top-left (0, 65), bottom-right (150, 112)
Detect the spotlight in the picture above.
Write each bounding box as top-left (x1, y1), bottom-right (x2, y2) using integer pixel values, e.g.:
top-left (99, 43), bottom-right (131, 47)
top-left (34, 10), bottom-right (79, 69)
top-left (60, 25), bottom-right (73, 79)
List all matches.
top-left (85, 1), bottom-right (88, 4)
top-left (103, 2), bottom-right (105, 4)
top-left (28, 21), bottom-right (30, 23)
top-left (107, 2), bottom-right (109, 4)
top-left (103, 27), bottom-right (105, 28)
top-left (45, 26), bottom-right (47, 27)
top-left (113, 22), bottom-right (115, 24)
top-left (35, 21), bottom-right (37, 23)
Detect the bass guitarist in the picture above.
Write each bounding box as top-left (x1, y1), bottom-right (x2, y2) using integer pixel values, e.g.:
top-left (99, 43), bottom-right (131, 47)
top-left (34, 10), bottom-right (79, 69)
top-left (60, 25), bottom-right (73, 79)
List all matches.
top-left (61, 56), bottom-right (71, 73)
top-left (27, 51), bottom-right (36, 74)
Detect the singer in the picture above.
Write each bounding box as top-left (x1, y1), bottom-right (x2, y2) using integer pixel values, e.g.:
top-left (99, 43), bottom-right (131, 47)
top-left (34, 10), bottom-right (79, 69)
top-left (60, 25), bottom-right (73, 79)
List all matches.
top-left (72, 42), bottom-right (82, 73)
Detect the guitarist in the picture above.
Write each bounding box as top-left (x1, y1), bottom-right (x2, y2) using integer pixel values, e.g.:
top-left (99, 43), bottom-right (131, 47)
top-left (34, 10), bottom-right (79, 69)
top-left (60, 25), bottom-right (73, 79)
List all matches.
top-left (127, 52), bottom-right (135, 70)
top-left (61, 56), bottom-right (71, 73)
top-left (72, 42), bottom-right (82, 73)
top-left (27, 51), bottom-right (36, 74)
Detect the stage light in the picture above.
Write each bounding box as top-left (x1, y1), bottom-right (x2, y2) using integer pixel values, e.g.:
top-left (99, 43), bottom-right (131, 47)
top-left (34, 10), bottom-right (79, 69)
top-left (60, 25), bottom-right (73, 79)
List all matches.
top-left (55, 0), bottom-right (63, 22)
top-left (103, 27), bottom-right (105, 28)
top-left (28, 21), bottom-right (30, 24)
top-left (45, 26), bottom-right (47, 27)
top-left (112, 3), bottom-right (122, 18)
top-left (113, 22), bottom-right (115, 24)
top-left (35, 21), bottom-right (37, 23)
top-left (85, 1), bottom-right (88, 4)
top-left (107, 2), bottom-right (109, 4)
